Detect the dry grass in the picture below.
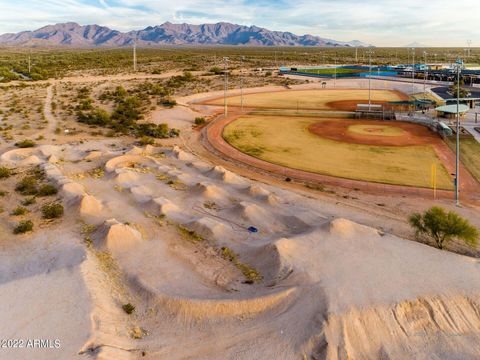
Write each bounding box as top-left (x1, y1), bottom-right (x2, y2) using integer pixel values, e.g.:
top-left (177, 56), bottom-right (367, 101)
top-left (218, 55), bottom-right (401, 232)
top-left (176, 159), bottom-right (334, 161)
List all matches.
top-left (224, 115), bottom-right (453, 189)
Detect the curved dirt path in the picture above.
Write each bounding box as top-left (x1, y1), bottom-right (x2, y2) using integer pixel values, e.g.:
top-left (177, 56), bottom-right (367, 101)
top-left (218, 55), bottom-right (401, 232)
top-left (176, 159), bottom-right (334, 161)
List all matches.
top-left (204, 112), bottom-right (480, 201)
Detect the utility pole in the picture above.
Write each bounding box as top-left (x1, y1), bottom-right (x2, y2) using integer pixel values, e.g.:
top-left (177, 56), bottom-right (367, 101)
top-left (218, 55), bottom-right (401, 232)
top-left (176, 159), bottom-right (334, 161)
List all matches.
top-left (355, 47), bottom-right (358, 63)
top-left (423, 51), bottom-right (428, 100)
top-left (240, 56), bottom-right (245, 112)
top-left (28, 51), bottom-right (31, 74)
top-left (223, 57), bottom-right (229, 117)
top-left (367, 49), bottom-right (373, 110)
top-left (467, 40), bottom-right (472, 58)
top-left (133, 39), bottom-right (137, 72)
top-left (454, 60), bottom-right (462, 206)
top-left (334, 57), bottom-right (337, 88)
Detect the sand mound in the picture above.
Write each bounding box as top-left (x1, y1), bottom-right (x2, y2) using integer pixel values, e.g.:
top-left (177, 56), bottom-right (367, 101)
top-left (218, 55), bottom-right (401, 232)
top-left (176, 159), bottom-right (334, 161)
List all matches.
top-left (314, 293), bottom-right (480, 360)
top-left (151, 197), bottom-right (180, 215)
top-left (62, 182), bottom-right (86, 200)
top-left (127, 146), bottom-right (144, 155)
top-left (193, 182), bottom-right (228, 199)
top-left (171, 146), bottom-right (194, 161)
top-left (96, 219), bottom-right (142, 253)
top-left (281, 215), bottom-right (313, 234)
top-left (135, 276), bottom-right (297, 320)
top-left (130, 185), bottom-right (155, 203)
top-left (115, 170), bottom-right (141, 188)
top-left (79, 194), bottom-right (103, 217)
top-left (247, 185), bottom-right (279, 205)
top-left (104, 154), bottom-right (155, 173)
top-left (38, 145), bottom-right (60, 157)
top-left (84, 151), bottom-right (103, 161)
top-left (185, 217), bottom-right (229, 240)
top-left (328, 218), bottom-right (380, 238)
top-left (234, 201), bottom-right (270, 223)
top-left (19, 155), bottom-right (42, 166)
top-left (0, 148), bottom-right (39, 165)
top-left (190, 160), bottom-right (212, 172)
top-left (48, 154), bottom-right (59, 164)
top-left (207, 165), bottom-right (245, 184)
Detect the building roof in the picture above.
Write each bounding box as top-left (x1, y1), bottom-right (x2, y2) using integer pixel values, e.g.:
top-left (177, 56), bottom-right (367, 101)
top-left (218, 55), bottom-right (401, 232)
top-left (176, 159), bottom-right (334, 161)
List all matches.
top-left (435, 104), bottom-right (470, 114)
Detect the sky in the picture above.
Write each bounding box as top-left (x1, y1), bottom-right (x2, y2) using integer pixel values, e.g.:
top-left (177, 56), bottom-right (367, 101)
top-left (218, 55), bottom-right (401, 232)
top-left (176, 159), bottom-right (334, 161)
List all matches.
top-left (0, 0), bottom-right (477, 47)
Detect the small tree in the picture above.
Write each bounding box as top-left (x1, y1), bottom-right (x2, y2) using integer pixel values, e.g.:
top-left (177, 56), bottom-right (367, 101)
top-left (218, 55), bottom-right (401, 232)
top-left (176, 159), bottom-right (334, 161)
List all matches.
top-left (409, 206), bottom-right (478, 250)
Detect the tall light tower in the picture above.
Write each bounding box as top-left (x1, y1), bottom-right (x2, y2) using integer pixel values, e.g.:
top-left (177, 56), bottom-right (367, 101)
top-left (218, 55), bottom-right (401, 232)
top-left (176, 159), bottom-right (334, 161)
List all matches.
top-left (453, 60), bottom-right (462, 206)
top-left (333, 57), bottom-right (337, 88)
top-left (28, 50), bottom-right (32, 74)
top-left (467, 40), bottom-right (472, 58)
top-left (223, 57), bottom-right (229, 117)
top-left (411, 48), bottom-right (415, 97)
top-left (367, 49), bottom-right (374, 110)
top-left (133, 39), bottom-right (137, 72)
top-left (240, 56), bottom-right (245, 112)
top-left (423, 51), bottom-right (428, 100)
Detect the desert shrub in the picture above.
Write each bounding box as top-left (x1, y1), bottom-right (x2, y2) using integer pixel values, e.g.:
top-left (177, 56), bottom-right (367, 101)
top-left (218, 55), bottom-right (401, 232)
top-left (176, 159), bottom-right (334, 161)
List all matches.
top-left (77, 108), bottom-right (111, 126)
top-left (11, 206), bottom-right (28, 216)
top-left (160, 98), bottom-right (177, 108)
top-left (122, 303), bottom-right (135, 315)
top-left (15, 139), bottom-right (36, 148)
top-left (138, 136), bottom-right (155, 146)
top-left (13, 220), bottom-right (33, 234)
top-left (209, 66), bottom-right (223, 75)
top-left (15, 176), bottom-right (38, 195)
top-left (0, 166), bottom-right (12, 179)
top-left (194, 117), bottom-right (206, 126)
top-left (41, 203), bottom-right (64, 219)
top-left (22, 196), bottom-right (36, 206)
top-left (38, 184), bottom-right (58, 196)
top-left (409, 206), bottom-right (478, 250)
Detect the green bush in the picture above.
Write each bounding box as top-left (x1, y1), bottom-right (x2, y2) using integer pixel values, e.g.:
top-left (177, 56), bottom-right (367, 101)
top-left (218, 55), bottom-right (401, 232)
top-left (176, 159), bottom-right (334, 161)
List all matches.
top-left (15, 177), bottom-right (38, 195)
top-left (15, 139), bottom-right (36, 148)
top-left (41, 203), bottom-right (64, 219)
top-left (138, 136), bottom-right (155, 146)
top-left (11, 206), bottom-right (28, 216)
top-left (409, 206), bottom-right (478, 250)
top-left (13, 220), bottom-right (34, 234)
top-left (194, 117), bottom-right (206, 126)
top-left (22, 196), bottom-right (36, 206)
top-left (122, 303), bottom-right (135, 314)
top-left (38, 184), bottom-right (58, 196)
top-left (0, 166), bottom-right (12, 179)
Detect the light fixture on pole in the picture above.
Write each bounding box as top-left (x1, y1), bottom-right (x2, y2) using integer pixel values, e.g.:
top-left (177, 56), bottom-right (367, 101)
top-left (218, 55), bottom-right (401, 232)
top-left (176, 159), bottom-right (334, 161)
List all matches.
top-left (453, 60), bottom-right (462, 206)
top-left (240, 56), bottom-right (245, 112)
top-left (133, 38), bottom-right (137, 72)
top-left (366, 49), bottom-right (374, 111)
top-left (423, 51), bottom-right (428, 100)
top-left (223, 57), bottom-right (229, 117)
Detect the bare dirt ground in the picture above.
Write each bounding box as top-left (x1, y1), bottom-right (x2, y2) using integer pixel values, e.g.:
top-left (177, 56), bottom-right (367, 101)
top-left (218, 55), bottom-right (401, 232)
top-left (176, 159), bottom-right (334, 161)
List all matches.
top-left (1, 75), bottom-right (480, 360)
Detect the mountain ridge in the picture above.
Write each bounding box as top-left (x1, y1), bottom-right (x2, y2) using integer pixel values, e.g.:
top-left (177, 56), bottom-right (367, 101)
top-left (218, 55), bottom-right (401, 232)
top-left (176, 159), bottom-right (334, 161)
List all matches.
top-left (0, 22), bottom-right (372, 47)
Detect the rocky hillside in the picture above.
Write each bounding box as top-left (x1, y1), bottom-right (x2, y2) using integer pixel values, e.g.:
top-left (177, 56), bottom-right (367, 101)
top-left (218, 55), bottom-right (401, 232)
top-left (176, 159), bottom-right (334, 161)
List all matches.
top-left (0, 22), bottom-right (370, 47)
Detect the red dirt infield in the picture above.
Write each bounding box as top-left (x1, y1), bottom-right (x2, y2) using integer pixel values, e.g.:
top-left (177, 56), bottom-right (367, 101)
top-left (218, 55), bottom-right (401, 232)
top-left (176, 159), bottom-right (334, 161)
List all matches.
top-left (309, 120), bottom-right (441, 146)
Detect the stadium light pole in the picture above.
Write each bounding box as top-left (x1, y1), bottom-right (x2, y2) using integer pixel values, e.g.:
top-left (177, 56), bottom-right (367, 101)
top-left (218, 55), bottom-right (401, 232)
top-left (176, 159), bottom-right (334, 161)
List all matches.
top-left (334, 57), bottom-right (337, 88)
top-left (240, 56), bottom-right (245, 112)
top-left (453, 60), bottom-right (462, 206)
top-left (133, 39), bottom-right (137, 72)
top-left (223, 57), bottom-right (229, 117)
top-left (423, 51), bottom-right (428, 100)
top-left (367, 50), bottom-right (373, 111)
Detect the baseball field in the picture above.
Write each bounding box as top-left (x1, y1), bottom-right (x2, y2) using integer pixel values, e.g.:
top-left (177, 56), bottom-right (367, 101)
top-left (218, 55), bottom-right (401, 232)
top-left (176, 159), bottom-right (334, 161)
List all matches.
top-left (205, 89), bottom-right (409, 111)
top-left (222, 115), bottom-right (453, 189)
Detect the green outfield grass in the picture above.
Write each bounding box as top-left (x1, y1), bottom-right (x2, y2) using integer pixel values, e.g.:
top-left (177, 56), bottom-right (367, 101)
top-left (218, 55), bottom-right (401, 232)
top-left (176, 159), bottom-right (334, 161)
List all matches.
top-left (223, 115), bottom-right (453, 189)
top-left (298, 68), bottom-right (367, 75)
top-left (446, 137), bottom-right (480, 182)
